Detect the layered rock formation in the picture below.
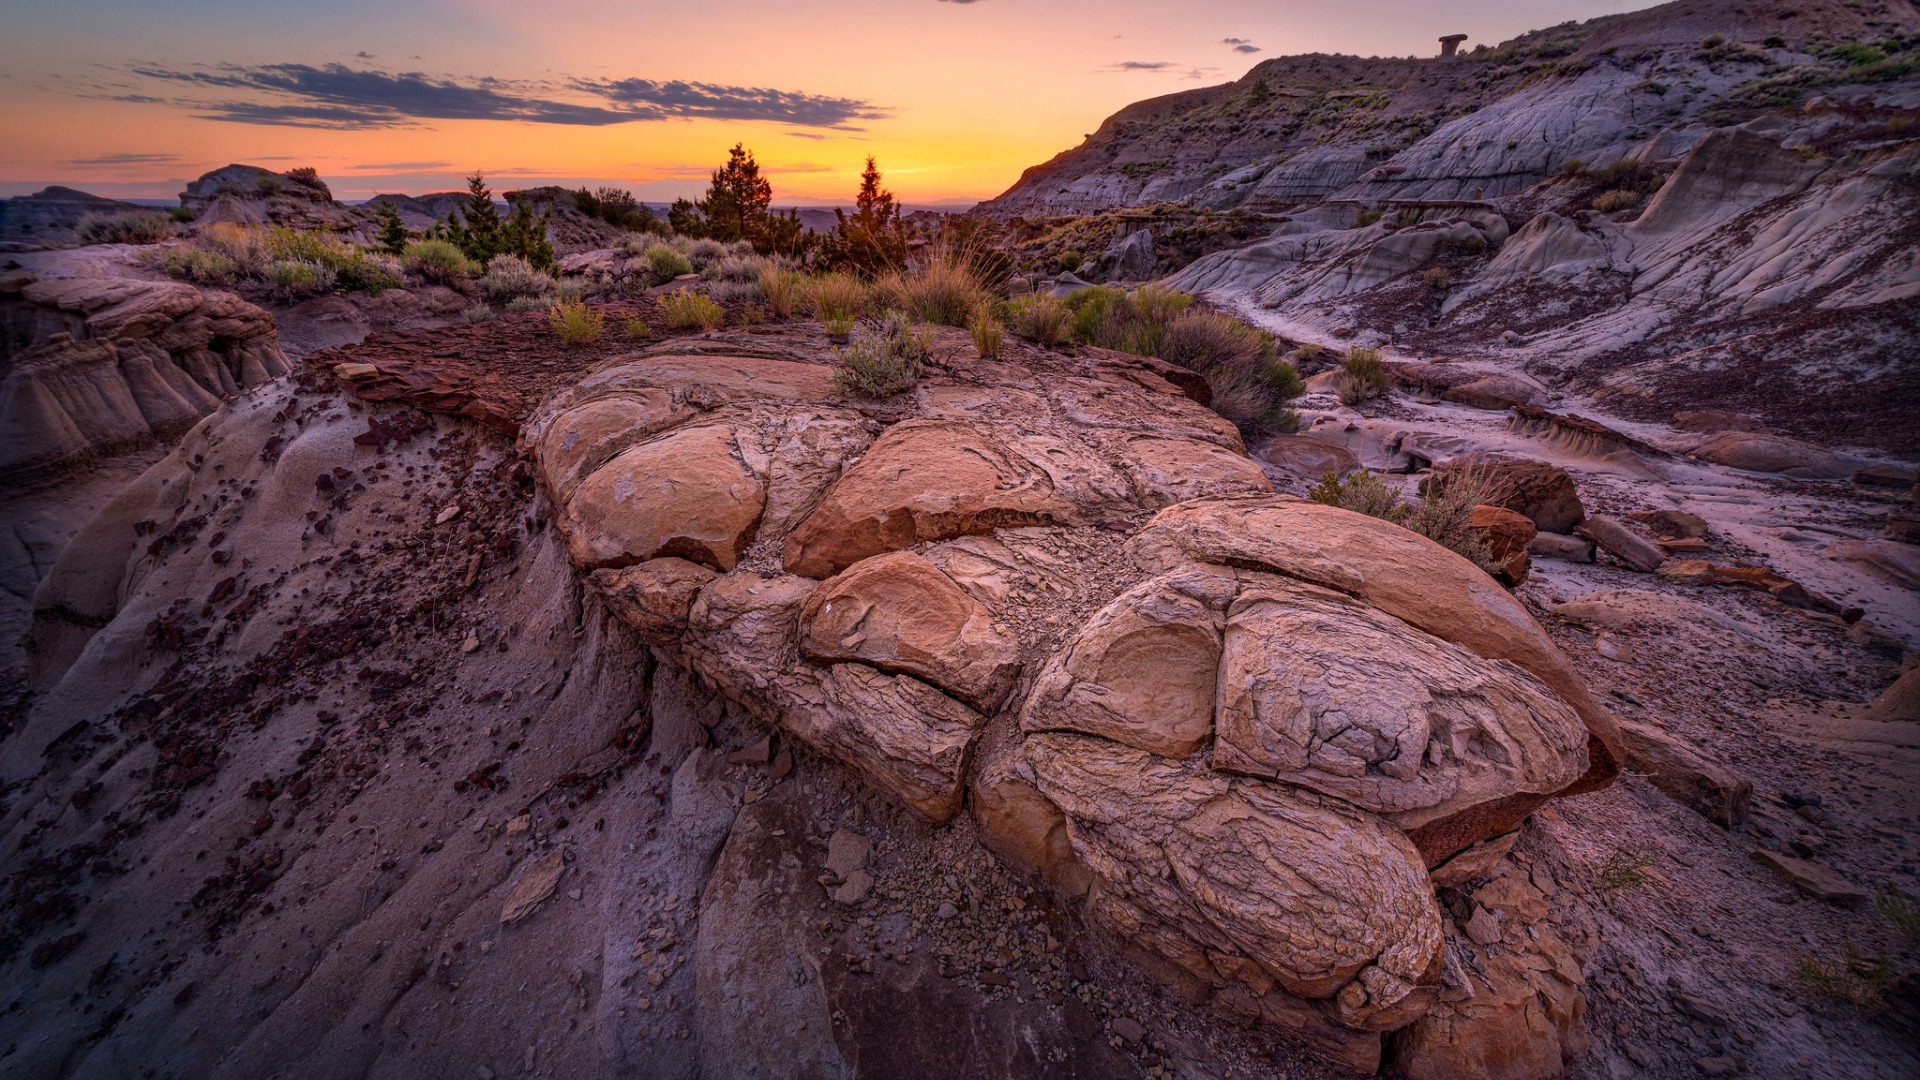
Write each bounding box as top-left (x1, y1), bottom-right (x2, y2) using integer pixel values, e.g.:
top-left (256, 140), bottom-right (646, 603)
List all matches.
top-left (0, 269), bottom-right (287, 485)
top-left (524, 327), bottom-right (1619, 1069)
top-left (980, 0), bottom-right (1917, 217)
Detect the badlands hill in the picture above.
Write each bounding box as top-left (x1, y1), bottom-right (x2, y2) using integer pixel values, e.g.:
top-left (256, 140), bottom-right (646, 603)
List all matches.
top-left (981, 0), bottom-right (1919, 215)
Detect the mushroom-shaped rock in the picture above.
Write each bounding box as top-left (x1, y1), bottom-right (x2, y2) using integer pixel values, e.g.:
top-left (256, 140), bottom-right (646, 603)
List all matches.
top-left (1212, 578), bottom-right (1589, 829)
top-left (799, 551), bottom-right (1021, 712)
top-left (782, 419), bottom-right (1106, 579)
top-left (1027, 733), bottom-right (1444, 1007)
top-left (1020, 568), bottom-right (1236, 758)
top-left (562, 421), bottom-right (765, 571)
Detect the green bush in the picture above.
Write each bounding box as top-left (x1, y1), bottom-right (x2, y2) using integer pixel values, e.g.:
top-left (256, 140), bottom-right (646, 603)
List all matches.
top-left (1310, 468), bottom-right (1498, 574)
top-left (266, 258), bottom-right (333, 296)
top-left (657, 289), bottom-right (725, 331)
top-left (547, 302), bottom-right (604, 345)
top-left (1593, 188), bottom-right (1644, 213)
top-left (75, 210), bottom-right (174, 245)
top-left (832, 312), bottom-right (930, 397)
top-left (1054, 249), bottom-right (1085, 274)
top-left (645, 244), bottom-right (694, 281)
top-left (1334, 345), bottom-right (1391, 406)
top-left (1353, 209), bottom-right (1384, 228)
top-left (404, 239), bottom-right (476, 284)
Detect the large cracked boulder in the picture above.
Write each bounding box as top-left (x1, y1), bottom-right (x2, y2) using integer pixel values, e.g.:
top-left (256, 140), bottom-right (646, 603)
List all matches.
top-left (527, 326), bottom-right (1616, 1074)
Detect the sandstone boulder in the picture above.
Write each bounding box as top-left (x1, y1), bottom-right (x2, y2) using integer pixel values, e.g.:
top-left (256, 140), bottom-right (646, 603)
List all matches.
top-left (799, 551), bottom-right (1020, 712)
top-left (584, 558), bottom-right (717, 644)
top-left (1253, 434), bottom-right (1362, 481)
top-left (562, 422), bottom-right (765, 571)
top-left (1469, 504), bottom-right (1537, 585)
top-left (1691, 431), bottom-right (1853, 479)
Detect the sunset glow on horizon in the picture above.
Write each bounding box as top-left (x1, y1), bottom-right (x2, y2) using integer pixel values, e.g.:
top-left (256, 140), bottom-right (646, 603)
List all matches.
top-left (0, 0), bottom-right (1660, 206)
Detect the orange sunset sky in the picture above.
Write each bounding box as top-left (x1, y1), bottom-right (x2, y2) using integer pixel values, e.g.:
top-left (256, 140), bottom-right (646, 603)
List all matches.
top-left (0, 0), bottom-right (1660, 206)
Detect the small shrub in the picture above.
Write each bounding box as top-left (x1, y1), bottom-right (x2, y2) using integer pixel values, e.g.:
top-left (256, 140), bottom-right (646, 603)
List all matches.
top-left (707, 278), bottom-right (765, 304)
top-left (709, 252), bottom-right (772, 284)
top-left (1132, 283), bottom-right (1193, 324)
top-left (504, 295), bottom-right (550, 314)
top-left (161, 246), bottom-right (236, 284)
top-left (658, 289), bottom-right (725, 332)
top-left (555, 278), bottom-right (588, 304)
top-left (404, 239), bottom-right (475, 284)
top-left (1309, 470), bottom-right (1405, 521)
top-left (1054, 249), bottom-right (1085, 274)
top-left (684, 237), bottom-right (727, 271)
top-left (168, 206), bottom-right (194, 223)
top-left (1399, 468), bottom-right (1497, 573)
top-left (1593, 188), bottom-right (1644, 213)
top-left (1353, 209), bottom-right (1384, 228)
top-left (624, 317), bottom-right (650, 337)
top-left (1157, 312), bottom-right (1274, 373)
top-left (1796, 942), bottom-right (1891, 1007)
top-left (547, 301), bottom-right (604, 345)
top-left (822, 312), bottom-right (856, 339)
top-left (265, 258), bottom-right (333, 296)
top-left (807, 273), bottom-right (869, 323)
top-left (75, 210), bottom-right (174, 246)
top-left (334, 254), bottom-right (402, 292)
top-left (646, 244), bottom-right (695, 282)
top-left (1561, 159), bottom-right (1587, 176)
top-left (759, 266), bottom-right (798, 318)
top-left (1595, 847), bottom-right (1659, 890)
top-left (262, 226), bottom-right (345, 265)
top-left (477, 254), bottom-right (557, 303)
top-left (1335, 345), bottom-right (1390, 406)
top-left (460, 303), bottom-right (495, 323)
top-left (734, 303), bottom-right (769, 326)
top-left (832, 312), bottom-right (930, 398)
top-left (1006, 294), bottom-right (1070, 346)
top-left (1422, 266), bottom-right (1453, 290)
top-left (969, 306), bottom-right (1004, 359)
top-left (1878, 889), bottom-right (1920, 944)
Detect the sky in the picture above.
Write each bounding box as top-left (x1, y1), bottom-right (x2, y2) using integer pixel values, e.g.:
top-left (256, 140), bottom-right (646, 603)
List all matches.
top-left (0, 0), bottom-right (1664, 206)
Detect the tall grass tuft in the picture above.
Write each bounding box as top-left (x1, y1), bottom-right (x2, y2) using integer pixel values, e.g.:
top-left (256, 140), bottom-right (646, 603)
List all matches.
top-left (657, 289), bottom-right (725, 332)
top-left (968, 305), bottom-right (1004, 359)
top-left (547, 302), bottom-right (604, 345)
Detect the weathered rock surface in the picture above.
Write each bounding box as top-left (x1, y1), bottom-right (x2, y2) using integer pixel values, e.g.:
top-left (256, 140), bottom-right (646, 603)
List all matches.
top-left (520, 329), bottom-right (1614, 1066)
top-left (1618, 719), bottom-right (1753, 828)
top-left (1691, 431), bottom-right (1857, 479)
top-left (1469, 504), bottom-right (1537, 585)
top-left (1, 270), bottom-right (287, 483)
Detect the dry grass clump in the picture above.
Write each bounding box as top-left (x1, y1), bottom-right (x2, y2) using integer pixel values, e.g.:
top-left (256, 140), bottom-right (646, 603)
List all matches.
top-left (1593, 188), bottom-right (1644, 213)
top-left (161, 246), bottom-right (236, 283)
top-left (831, 312), bottom-right (929, 398)
top-left (1154, 310), bottom-right (1302, 436)
top-left (806, 273), bottom-right (869, 324)
top-left (1422, 266), bottom-right (1453, 290)
top-left (1796, 942), bottom-right (1891, 1007)
top-left (758, 265), bottom-right (799, 318)
top-left (1006, 294), bottom-right (1070, 346)
top-left (1333, 345), bottom-right (1391, 406)
top-left (968, 306), bottom-right (1004, 359)
top-left (624, 316), bottom-right (650, 337)
top-left (76, 210), bottom-right (174, 245)
top-left (547, 301), bottom-right (604, 345)
top-left (874, 259), bottom-right (990, 328)
top-left (658, 289), bottom-right (725, 332)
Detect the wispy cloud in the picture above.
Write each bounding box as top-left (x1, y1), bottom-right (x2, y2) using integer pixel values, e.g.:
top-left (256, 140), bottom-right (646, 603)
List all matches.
top-left (66, 151), bottom-right (177, 166)
top-left (348, 160), bottom-right (451, 171)
top-left (100, 62), bottom-right (888, 131)
top-left (1222, 38), bottom-right (1261, 54)
top-left (1107, 60), bottom-right (1177, 71)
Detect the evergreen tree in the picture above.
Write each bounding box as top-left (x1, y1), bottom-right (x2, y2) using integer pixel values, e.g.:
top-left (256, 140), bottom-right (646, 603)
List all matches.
top-left (375, 201), bottom-right (410, 255)
top-left (668, 198), bottom-right (706, 238)
top-left (824, 157), bottom-right (907, 274)
top-left (437, 173), bottom-right (553, 269)
top-left (696, 143), bottom-right (773, 245)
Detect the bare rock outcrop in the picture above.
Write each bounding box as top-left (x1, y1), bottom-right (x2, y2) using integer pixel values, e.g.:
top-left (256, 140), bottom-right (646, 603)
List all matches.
top-left (524, 328), bottom-right (1618, 1072)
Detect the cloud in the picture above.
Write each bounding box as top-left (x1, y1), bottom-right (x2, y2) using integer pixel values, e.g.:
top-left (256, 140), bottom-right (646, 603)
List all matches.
top-left (579, 77), bottom-right (888, 129)
top-left (355, 51), bottom-right (375, 59)
top-left (1107, 61), bottom-right (1177, 72)
top-left (1222, 38), bottom-right (1261, 54)
top-left (348, 160), bottom-right (452, 171)
top-left (108, 62), bottom-right (887, 131)
top-left (786, 131), bottom-right (826, 139)
top-left (66, 152), bottom-right (178, 166)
